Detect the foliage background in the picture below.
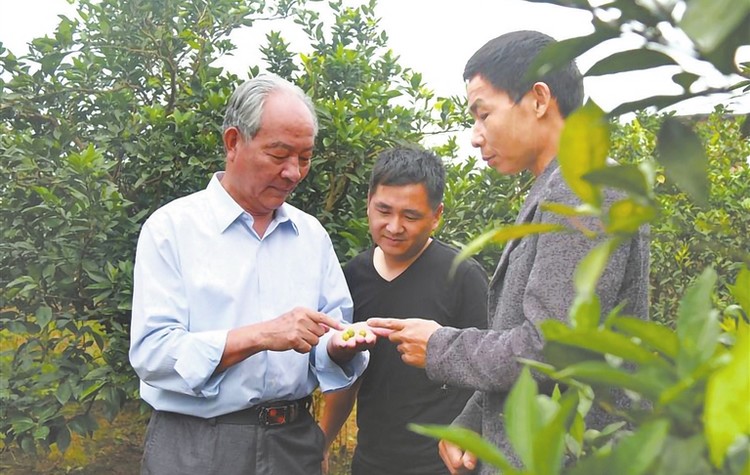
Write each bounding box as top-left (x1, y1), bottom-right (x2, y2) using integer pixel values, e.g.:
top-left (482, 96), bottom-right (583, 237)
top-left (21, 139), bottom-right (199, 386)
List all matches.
top-left (1, 0), bottom-right (748, 472)
top-left (609, 109), bottom-right (750, 325)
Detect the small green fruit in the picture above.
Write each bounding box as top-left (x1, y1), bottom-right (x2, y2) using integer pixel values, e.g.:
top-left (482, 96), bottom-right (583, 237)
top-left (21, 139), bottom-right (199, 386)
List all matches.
top-left (342, 328), bottom-right (355, 341)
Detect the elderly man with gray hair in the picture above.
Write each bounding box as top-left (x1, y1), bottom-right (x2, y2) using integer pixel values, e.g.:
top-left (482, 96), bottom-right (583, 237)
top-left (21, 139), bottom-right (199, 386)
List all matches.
top-left (130, 74), bottom-right (375, 474)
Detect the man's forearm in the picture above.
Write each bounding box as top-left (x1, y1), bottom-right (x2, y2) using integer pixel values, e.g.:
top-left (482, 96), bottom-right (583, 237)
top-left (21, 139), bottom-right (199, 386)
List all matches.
top-left (319, 380), bottom-right (362, 449)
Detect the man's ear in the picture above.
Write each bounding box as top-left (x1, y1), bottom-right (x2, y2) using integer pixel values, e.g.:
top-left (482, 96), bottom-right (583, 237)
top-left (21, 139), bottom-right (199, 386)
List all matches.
top-left (432, 203), bottom-right (444, 230)
top-left (223, 127), bottom-right (241, 161)
top-left (530, 82), bottom-right (553, 118)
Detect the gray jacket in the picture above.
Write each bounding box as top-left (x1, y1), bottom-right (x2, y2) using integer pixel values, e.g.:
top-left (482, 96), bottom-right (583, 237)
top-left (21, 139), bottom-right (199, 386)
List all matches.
top-left (426, 160), bottom-right (650, 474)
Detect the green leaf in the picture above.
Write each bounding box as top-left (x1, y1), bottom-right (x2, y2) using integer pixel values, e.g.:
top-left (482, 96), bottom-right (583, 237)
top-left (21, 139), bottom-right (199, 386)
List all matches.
top-left (452, 223), bottom-right (565, 275)
top-left (586, 49), bottom-right (678, 77)
top-left (705, 324), bottom-right (750, 468)
top-left (596, 421), bottom-right (627, 440)
top-left (672, 72), bottom-right (700, 92)
top-left (656, 118), bottom-right (709, 207)
top-left (68, 414), bottom-right (99, 436)
top-left (680, 0), bottom-right (750, 54)
top-left (611, 316), bottom-right (679, 359)
top-left (553, 361), bottom-right (663, 398)
top-left (570, 419), bottom-right (670, 475)
top-left (609, 92), bottom-right (702, 117)
top-left (568, 412), bottom-right (585, 457)
top-left (11, 417), bottom-right (36, 433)
top-left (583, 163), bottom-right (651, 199)
top-left (540, 202), bottom-right (599, 217)
top-left (569, 293), bottom-right (601, 330)
top-left (80, 381), bottom-right (106, 401)
top-left (35, 306), bottom-right (53, 328)
top-left (611, 419), bottom-right (670, 475)
top-left (559, 101), bottom-right (610, 207)
top-left (56, 380), bottom-right (73, 405)
top-left (542, 341), bottom-right (604, 370)
top-left (566, 453), bottom-right (613, 475)
top-left (55, 426), bottom-right (71, 453)
top-left (652, 435), bottom-right (714, 475)
top-left (728, 266), bottom-right (750, 317)
top-left (408, 424), bottom-right (519, 474)
top-left (517, 358), bottom-right (559, 375)
top-left (702, 15), bottom-right (750, 75)
top-left (505, 367), bottom-right (542, 470)
top-left (676, 268), bottom-right (720, 375)
top-left (40, 53), bottom-right (64, 75)
top-left (542, 321), bottom-right (668, 368)
top-left (573, 238), bottom-right (621, 297)
top-left (533, 391), bottom-right (579, 475)
top-left (33, 425), bottom-right (50, 440)
top-left (527, 27), bottom-right (620, 82)
top-left (606, 199), bottom-right (656, 235)
top-left (487, 223), bottom-right (567, 245)
top-left (83, 365), bottom-right (111, 381)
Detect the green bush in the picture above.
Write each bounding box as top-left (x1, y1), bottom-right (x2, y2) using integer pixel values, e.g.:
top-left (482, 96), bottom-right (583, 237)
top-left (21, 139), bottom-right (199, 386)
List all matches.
top-left (610, 110), bottom-right (750, 325)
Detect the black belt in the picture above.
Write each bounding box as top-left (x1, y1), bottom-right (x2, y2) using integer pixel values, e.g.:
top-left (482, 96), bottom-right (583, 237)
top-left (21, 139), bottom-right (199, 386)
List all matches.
top-left (211, 396), bottom-right (312, 426)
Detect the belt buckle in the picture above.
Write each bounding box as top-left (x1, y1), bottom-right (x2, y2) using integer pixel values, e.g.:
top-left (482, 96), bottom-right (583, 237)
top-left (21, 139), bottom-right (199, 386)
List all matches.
top-left (259, 404), bottom-right (295, 426)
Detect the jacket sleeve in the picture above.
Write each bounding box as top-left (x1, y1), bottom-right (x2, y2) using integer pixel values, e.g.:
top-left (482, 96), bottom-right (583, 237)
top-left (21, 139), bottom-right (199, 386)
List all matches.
top-left (426, 175), bottom-right (636, 393)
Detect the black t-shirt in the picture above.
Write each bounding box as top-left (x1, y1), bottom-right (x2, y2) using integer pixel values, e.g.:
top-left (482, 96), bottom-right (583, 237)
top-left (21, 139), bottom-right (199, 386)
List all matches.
top-left (344, 240), bottom-right (489, 475)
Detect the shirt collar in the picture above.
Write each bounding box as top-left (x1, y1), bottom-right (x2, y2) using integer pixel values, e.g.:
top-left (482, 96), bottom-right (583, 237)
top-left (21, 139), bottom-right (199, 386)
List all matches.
top-left (207, 172), bottom-right (299, 235)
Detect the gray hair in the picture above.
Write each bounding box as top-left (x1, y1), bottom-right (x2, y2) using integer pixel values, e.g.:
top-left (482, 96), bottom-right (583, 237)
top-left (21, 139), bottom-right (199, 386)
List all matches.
top-left (222, 74), bottom-right (319, 138)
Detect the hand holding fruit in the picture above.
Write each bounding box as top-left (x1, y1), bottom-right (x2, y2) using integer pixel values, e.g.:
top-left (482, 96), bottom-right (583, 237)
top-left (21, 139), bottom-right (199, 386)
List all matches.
top-left (326, 322), bottom-right (377, 364)
top-left (341, 326), bottom-right (368, 341)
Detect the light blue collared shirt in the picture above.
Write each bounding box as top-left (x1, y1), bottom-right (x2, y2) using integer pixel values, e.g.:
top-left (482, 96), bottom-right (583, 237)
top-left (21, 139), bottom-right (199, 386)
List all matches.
top-left (129, 172), bottom-right (368, 417)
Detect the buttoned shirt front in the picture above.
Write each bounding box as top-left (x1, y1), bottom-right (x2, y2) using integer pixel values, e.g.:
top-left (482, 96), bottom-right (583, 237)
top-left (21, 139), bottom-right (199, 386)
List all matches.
top-left (129, 172), bottom-right (367, 417)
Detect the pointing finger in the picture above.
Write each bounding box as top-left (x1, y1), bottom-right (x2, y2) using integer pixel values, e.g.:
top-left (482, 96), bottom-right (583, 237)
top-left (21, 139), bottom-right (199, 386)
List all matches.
top-left (369, 326), bottom-right (395, 338)
top-left (311, 312), bottom-right (344, 331)
top-left (366, 317), bottom-right (406, 331)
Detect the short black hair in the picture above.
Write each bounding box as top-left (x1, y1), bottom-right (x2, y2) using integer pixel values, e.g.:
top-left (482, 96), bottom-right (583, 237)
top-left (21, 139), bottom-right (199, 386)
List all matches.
top-left (464, 30), bottom-right (583, 117)
top-left (369, 146), bottom-right (445, 210)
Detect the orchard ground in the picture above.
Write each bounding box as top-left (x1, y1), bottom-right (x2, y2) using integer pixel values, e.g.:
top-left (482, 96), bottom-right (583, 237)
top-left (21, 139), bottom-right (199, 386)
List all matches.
top-left (1, 398), bottom-right (356, 474)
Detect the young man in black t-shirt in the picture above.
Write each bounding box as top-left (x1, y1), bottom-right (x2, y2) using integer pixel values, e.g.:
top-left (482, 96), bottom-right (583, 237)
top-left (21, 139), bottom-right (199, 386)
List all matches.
top-left (320, 146), bottom-right (488, 475)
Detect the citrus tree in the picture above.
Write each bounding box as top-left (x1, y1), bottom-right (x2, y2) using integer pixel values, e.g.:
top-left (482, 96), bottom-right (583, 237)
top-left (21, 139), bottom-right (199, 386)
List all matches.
top-left (609, 108), bottom-right (750, 326)
top-left (1, 0), bottom-right (263, 452)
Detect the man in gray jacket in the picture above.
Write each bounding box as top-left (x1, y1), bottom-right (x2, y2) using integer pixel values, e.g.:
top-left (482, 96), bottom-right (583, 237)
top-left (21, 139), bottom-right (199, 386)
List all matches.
top-left (368, 30), bottom-right (649, 474)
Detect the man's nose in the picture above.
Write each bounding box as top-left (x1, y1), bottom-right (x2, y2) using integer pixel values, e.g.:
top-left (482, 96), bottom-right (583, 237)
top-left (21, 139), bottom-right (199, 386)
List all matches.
top-left (386, 216), bottom-right (403, 233)
top-left (470, 123), bottom-right (485, 148)
top-left (281, 159), bottom-right (302, 182)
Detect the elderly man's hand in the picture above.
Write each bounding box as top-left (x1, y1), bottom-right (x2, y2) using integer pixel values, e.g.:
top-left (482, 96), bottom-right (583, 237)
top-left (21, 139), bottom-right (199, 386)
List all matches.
top-left (326, 322), bottom-right (377, 364)
top-left (219, 307), bottom-right (344, 372)
top-left (263, 307), bottom-right (344, 353)
top-left (366, 317), bottom-right (441, 368)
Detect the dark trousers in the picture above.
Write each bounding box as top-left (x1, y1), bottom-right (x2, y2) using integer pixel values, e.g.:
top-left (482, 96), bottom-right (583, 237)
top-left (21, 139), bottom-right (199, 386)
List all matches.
top-left (141, 409), bottom-right (325, 475)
